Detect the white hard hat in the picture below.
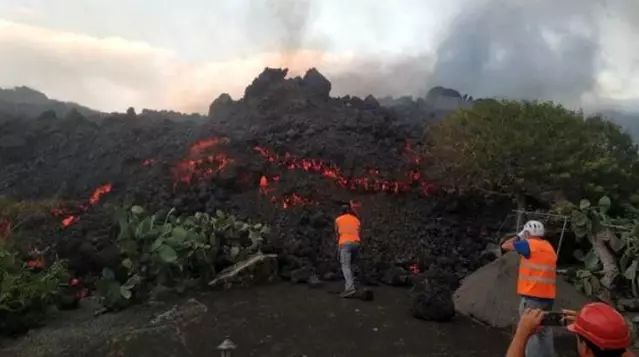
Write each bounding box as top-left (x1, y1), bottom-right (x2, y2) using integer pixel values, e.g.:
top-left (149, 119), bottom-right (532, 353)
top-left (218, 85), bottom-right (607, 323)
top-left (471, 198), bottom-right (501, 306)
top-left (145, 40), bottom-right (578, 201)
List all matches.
top-left (518, 220), bottom-right (545, 238)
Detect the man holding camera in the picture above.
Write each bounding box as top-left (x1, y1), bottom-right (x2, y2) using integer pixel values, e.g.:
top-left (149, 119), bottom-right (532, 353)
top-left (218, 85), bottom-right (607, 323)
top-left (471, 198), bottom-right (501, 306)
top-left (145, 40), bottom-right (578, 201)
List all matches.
top-left (508, 303), bottom-right (634, 357)
top-left (502, 220), bottom-right (558, 357)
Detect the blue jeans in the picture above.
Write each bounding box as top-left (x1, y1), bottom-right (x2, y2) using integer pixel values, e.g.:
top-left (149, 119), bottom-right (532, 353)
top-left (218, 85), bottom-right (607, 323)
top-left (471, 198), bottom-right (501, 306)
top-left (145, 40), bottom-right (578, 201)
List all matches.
top-left (339, 242), bottom-right (360, 291)
top-left (519, 296), bottom-right (555, 357)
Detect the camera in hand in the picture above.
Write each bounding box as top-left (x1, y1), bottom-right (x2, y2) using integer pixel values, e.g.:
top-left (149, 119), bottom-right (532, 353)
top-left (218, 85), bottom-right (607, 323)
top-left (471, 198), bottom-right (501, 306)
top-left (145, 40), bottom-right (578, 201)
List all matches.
top-left (541, 311), bottom-right (565, 326)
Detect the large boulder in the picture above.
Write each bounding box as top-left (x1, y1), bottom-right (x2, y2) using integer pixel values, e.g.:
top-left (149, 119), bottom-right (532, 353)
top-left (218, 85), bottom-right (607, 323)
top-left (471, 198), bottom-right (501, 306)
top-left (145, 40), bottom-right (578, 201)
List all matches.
top-left (410, 266), bottom-right (457, 322)
top-left (454, 252), bottom-right (591, 331)
top-left (410, 278), bottom-right (456, 322)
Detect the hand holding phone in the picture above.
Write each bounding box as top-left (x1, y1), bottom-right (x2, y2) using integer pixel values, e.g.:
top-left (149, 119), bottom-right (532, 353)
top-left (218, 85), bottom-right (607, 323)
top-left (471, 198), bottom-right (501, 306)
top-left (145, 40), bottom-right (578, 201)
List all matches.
top-left (541, 311), bottom-right (565, 326)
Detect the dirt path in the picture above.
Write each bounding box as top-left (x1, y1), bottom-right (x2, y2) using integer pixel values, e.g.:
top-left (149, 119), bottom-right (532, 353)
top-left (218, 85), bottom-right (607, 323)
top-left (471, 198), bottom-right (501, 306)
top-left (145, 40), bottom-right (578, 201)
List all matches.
top-left (3, 283), bottom-right (577, 357)
top-left (122, 284), bottom-right (509, 357)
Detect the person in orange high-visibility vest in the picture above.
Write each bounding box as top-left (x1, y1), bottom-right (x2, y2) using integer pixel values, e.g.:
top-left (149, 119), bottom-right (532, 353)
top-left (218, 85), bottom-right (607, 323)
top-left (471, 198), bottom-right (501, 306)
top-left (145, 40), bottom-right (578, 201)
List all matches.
top-left (502, 220), bottom-right (557, 357)
top-left (335, 204), bottom-right (361, 297)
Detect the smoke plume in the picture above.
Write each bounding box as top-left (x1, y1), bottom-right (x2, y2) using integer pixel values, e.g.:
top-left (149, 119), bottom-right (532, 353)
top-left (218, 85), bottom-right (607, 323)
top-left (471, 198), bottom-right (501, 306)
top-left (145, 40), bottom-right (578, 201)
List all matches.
top-left (430, 0), bottom-right (601, 105)
top-left (245, 0), bottom-right (316, 68)
top-left (329, 0), bottom-right (638, 110)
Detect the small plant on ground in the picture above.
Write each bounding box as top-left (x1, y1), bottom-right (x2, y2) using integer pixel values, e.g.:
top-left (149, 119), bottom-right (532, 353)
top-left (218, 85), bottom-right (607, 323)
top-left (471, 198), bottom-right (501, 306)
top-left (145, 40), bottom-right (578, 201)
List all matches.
top-left (0, 244), bottom-right (68, 335)
top-left (96, 205), bottom-right (270, 310)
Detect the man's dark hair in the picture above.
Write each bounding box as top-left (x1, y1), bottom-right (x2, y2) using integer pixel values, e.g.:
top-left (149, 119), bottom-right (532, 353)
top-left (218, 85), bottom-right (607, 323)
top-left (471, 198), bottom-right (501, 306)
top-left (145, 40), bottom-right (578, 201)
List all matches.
top-left (577, 335), bottom-right (626, 357)
top-left (340, 204), bottom-right (352, 215)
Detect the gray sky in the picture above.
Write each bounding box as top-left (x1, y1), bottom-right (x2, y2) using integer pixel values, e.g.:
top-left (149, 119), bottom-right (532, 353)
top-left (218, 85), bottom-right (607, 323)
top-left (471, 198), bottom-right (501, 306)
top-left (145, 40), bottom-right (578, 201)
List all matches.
top-left (0, 0), bottom-right (637, 113)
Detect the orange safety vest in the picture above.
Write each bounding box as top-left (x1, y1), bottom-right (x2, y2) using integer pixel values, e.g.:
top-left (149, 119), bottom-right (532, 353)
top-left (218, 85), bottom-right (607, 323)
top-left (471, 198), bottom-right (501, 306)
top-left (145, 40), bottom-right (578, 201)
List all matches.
top-left (518, 238), bottom-right (557, 299)
top-left (335, 214), bottom-right (360, 246)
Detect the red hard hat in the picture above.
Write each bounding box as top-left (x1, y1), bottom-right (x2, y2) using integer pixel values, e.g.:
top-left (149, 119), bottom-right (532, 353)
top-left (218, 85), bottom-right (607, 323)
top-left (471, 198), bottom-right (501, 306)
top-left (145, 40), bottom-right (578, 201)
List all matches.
top-left (566, 302), bottom-right (632, 350)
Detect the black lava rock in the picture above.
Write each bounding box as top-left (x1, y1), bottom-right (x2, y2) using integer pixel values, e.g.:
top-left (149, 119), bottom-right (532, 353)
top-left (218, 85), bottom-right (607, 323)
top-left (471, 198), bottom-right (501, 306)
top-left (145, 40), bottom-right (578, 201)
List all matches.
top-left (410, 277), bottom-right (455, 322)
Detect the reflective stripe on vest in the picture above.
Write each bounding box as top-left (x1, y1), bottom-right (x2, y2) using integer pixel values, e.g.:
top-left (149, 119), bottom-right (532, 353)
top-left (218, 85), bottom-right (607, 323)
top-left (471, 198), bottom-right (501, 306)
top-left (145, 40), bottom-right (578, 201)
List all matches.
top-left (336, 214), bottom-right (360, 245)
top-left (517, 238), bottom-right (557, 299)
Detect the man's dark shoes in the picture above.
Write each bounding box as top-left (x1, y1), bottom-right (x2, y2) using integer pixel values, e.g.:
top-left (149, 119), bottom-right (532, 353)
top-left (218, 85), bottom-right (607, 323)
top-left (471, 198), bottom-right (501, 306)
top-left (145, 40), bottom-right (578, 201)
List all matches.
top-left (340, 289), bottom-right (357, 298)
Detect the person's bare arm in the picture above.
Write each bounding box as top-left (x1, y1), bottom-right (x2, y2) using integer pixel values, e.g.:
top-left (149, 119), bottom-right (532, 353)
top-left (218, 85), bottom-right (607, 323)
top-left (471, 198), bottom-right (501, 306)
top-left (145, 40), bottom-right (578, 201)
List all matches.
top-left (505, 330), bottom-right (528, 357)
top-left (501, 236), bottom-right (519, 251)
top-left (506, 309), bottom-right (544, 357)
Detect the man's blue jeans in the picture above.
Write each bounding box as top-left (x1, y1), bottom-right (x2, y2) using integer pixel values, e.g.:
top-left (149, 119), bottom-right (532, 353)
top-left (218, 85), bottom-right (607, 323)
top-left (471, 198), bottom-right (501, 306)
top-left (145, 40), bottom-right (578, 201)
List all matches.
top-left (519, 296), bottom-right (555, 357)
top-left (339, 242), bottom-right (360, 292)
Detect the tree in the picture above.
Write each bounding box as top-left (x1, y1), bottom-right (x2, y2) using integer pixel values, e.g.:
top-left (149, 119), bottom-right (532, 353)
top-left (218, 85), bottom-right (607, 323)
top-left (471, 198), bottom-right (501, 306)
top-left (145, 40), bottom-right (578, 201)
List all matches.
top-left (425, 100), bottom-right (639, 210)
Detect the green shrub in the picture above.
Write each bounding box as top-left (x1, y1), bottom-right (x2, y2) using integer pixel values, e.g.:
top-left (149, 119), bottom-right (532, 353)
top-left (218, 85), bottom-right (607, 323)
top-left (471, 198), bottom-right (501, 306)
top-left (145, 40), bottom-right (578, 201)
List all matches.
top-left (0, 245), bottom-right (68, 335)
top-left (96, 206), bottom-right (270, 310)
top-left (556, 196), bottom-right (639, 299)
top-left (425, 100), bottom-right (639, 206)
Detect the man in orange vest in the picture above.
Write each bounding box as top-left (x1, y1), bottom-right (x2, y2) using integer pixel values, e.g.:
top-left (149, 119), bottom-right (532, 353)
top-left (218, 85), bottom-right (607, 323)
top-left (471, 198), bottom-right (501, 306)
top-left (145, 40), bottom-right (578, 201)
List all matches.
top-left (502, 220), bottom-right (557, 357)
top-left (508, 302), bottom-right (634, 357)
top-left (335, 204), bottom-right (361, 298)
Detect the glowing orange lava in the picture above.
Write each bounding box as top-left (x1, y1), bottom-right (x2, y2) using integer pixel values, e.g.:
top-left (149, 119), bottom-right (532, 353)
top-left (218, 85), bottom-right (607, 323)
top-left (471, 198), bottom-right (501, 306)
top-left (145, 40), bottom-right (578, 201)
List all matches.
top-left (256, 174), bottom-right (315, 208)
top-left (403, 140), bottom-right (424, 164)
top-left (253, 146), bottom-right (434, 195)
top-left (88, 184), bottom-right (112, 206)
top-left (170, 137), bottom-right (433, 211)
top-left (409, 264), bottom-right (420, 274)
top-left (188, 137), bottom-right (228, 156)
top-left (172, 137), bottom-right (233, 184)
top-left (27, 258), bottom-right (45, 269)
top-left (52, 183), bottom-right (113, 228)
top-left (61, 216), bottom-right (78, 227)
top-left (259, 175), bottom-right (270, 195)
top-left (271, 193), bottom-right (318, 209)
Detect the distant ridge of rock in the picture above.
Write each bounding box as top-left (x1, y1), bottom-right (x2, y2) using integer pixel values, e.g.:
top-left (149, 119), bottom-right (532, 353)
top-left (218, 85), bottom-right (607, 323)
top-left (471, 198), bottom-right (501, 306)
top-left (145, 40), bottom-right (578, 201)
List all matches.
top-left (0, 86), bottom-right (50, 104)
top-left (0, 87), bottom-right (207, 123)
top-left (0, 86), bottom-right (101, 119)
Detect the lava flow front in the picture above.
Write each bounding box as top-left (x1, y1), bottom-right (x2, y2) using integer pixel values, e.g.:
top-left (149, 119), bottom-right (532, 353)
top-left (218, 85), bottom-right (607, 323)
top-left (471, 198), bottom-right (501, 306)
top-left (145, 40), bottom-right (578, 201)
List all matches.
top-left (272, 193), bottom-right (318, 209)
top-left (259, 175), bottom-right (318, 209)
top-left (52, 183), bottom-right (113, 227)
top-left (169, 137), bottom-right (433, 210)
top-left (172, 137), bottom-right (233, 184)
top-left (254, 145), bottom-right (434, 195)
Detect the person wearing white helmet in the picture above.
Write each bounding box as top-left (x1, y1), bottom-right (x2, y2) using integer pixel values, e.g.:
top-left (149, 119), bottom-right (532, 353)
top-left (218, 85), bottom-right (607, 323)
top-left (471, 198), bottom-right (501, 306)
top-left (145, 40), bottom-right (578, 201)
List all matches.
top-left (502, 220), bottom-right (558, 357)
